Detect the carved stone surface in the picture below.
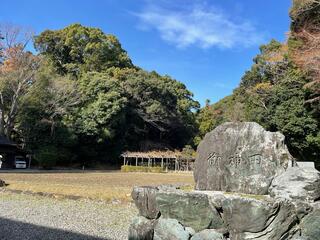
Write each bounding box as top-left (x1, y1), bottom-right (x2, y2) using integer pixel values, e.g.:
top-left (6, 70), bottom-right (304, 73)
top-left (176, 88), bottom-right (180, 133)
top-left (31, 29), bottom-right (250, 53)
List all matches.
top-left (194, 122), bottom-right (292, 194)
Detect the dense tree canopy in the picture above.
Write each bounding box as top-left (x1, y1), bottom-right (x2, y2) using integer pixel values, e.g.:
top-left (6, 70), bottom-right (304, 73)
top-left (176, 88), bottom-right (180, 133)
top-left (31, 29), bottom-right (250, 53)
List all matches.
top-left (34, 24), bottom-right (133, 75)
top-left (74, 68), bottom-right (199, 148)
top-left (0, 23), bottom-right (199, 167)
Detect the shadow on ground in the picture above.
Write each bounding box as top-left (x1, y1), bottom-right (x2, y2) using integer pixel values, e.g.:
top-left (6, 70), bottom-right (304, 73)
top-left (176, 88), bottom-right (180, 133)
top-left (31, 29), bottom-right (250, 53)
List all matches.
top-left (0, 169), bottom-right (119, 174)
top-left (0, 217), bottom-right (111, 240)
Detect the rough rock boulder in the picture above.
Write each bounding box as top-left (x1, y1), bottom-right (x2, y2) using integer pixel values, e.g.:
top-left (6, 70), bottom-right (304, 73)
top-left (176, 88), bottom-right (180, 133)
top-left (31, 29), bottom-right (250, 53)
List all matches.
top-left (153, 218), bottom-right (190, 240)
top-left (195, 122), bottom-right (292, 195)
top-left (128, 216), bottom-right (156, 240)
top-left (269, 166), bottom-right (320, 202)
top-left (129, 186), bottom-right (305, 240)
top-left (190, 229), bottom-right (224, 240)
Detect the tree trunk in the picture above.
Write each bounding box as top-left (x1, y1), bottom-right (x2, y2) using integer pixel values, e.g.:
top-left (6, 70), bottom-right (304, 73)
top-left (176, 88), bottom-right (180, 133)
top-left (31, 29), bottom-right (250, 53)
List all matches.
top-left (5, 81), bottom-right (23, 139)
top-left (4, 120), bottom-right (14, 139)
top-left (0, 110), bottom-right (5, 136)
top-left (0, 93), bottom-right (5, 136)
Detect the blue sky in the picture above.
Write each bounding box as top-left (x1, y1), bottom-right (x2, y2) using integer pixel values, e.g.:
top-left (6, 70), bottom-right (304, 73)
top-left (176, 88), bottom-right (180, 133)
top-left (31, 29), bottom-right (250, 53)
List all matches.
top-left (1, 0), bottom-right (292, 105)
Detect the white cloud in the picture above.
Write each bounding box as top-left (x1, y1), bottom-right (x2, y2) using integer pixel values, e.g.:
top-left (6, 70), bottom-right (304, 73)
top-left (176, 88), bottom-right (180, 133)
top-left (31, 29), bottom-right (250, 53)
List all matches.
top-left (135, 2), bottom-right (266, 49)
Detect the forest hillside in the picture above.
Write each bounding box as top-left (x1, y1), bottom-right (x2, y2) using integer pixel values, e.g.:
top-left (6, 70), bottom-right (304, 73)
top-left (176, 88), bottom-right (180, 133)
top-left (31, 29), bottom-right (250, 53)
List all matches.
top-left (195, 0), bottom-right (320, 166)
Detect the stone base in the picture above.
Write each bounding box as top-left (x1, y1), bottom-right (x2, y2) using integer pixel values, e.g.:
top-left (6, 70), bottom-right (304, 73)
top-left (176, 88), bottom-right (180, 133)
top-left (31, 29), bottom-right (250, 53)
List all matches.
top-left (128, 185), bottom-right (320, 240)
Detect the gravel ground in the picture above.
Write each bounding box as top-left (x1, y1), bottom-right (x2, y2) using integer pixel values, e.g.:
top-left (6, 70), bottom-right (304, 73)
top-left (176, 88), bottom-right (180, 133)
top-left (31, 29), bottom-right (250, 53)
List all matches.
top-left (0, 191), bottom-right (137, 240)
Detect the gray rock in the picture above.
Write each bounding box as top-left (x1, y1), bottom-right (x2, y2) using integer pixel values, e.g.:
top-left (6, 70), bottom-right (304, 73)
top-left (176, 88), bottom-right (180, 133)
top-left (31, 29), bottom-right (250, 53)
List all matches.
top-left (131, 186), bottom-right (160, 219)
top-left (269, 167), bottom-right (320, 202)
top-left (153, 218), bottom-right (190, 240)
top-left (296, 161), bottom-right (316, 170)
top-left (207, 192), bottom-right (299, 240)
top-left (128, 187), bottom-right (306, 240)
top-left (195, 122), bottom-right (291, 195)
top-left (156, 190), bottom-right (224, 232)
top-left (293, 201), bottom-right (313, 221)
top-left (190, 229), bottom-right (224, 240)
top-left (185, 227), bottom-right (196, 236)
top-left (128, 216), bottom-right (156, 240)
top-left (291, 236), bottom-right (309, 240)
top-left (157, 184), bottom-right (185, 191)
top-left (221, 195), bottom-right (279, 234)
top-left (235, 201), bottom-right (298, 240)
top-left (300, 209), bottom-right (320, 240)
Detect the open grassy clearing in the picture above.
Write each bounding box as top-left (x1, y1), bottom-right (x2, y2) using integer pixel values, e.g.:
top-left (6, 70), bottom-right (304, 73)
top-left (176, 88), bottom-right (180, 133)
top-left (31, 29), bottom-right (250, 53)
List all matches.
top-left (0, 171), bottom-right (194, 202)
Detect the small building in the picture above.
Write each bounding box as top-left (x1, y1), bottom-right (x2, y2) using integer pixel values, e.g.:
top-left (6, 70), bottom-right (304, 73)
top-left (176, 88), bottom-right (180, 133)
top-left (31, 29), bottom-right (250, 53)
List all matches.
top-left (0, 136), bottom-right (29, 169)
top-left (121, 150), bottom-right (195, 172)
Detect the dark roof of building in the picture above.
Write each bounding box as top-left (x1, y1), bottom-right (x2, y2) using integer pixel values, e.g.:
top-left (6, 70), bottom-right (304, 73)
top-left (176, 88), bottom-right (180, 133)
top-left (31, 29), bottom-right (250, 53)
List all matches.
top-left (0, 136), bottom-right (16, 146)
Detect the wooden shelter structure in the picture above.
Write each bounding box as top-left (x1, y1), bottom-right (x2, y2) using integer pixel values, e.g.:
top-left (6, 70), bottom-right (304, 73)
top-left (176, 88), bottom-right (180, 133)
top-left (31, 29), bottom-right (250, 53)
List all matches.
top-left (120, 150), bottom-right (195, 172)
top-left (0, 136), bottom-right (29, 169)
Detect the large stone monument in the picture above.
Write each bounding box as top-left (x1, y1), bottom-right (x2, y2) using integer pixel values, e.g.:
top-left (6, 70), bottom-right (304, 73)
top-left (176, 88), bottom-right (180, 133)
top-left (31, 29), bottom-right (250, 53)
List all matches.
top-left (194, 122), bottom-right (292, 194)
top-left (128, 122), bottom-right (320, 240)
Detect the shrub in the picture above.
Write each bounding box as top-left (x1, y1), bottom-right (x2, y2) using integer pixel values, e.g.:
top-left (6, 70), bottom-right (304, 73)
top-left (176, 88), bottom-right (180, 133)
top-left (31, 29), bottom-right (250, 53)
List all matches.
top-left (121, 165), bottom-right (165, 173)
top-left (36, 146), bottom-right (57, 169)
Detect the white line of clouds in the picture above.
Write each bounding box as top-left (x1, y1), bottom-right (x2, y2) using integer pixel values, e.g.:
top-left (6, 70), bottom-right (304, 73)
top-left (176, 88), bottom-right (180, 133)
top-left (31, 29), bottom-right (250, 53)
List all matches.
top-left (135, 2), bottom-right (267, 49)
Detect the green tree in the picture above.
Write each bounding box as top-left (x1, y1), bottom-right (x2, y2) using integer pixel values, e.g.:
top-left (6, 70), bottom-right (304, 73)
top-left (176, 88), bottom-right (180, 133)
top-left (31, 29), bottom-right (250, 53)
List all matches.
top-left (241, 40), bottom-right (320, 162)
top-left (194, 95), bottom-right (245, 145)
top-left (18, 61), bottom-right (79, 166)
top-left (72, 67), bottom-right (199, 159)
top-left (34, 24), bottom-right (133, 76)
top-left (13, 23), bottom-right (200, 166)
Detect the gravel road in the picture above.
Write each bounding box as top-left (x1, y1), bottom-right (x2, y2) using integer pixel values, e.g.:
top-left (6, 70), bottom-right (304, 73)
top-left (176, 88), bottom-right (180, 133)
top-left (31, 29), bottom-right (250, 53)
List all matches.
top-left (0, 191), bottom-right (137, 240)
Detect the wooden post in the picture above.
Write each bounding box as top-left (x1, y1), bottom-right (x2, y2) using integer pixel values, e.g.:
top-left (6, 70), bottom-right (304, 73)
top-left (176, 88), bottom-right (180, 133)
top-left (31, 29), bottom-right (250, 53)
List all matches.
top-left (175, 159), bottom-right (177, 172)
top-left (161, 158), bottom-right (164, 169)
top-left (28, 155), bottom-right (32, 169)
top-left (136, 157), bottom-right (138, 166)
top-left (123, 157), bottom-right (126, 166)
top-left (148, 158), bottom-right (150, 167)
top-left (166, 158), bottom-right (168, 172)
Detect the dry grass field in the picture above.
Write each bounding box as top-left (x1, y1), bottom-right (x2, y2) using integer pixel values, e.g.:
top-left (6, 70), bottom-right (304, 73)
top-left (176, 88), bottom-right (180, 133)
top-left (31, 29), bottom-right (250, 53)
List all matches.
top-left (0, 171), bottom-right (194, 202)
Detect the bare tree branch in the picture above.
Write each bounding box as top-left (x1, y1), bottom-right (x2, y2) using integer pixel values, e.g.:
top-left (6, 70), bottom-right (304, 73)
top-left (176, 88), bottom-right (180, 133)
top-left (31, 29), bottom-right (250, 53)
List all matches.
top-left (0, 23), bottom-right (38, 138)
